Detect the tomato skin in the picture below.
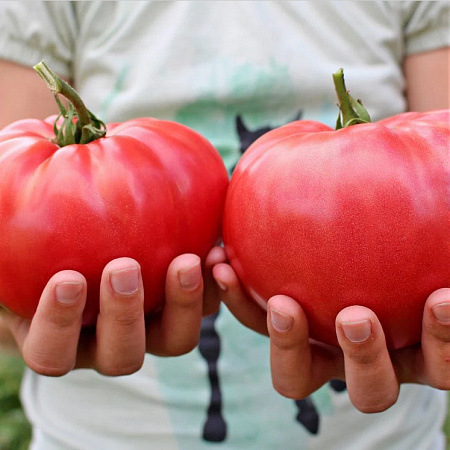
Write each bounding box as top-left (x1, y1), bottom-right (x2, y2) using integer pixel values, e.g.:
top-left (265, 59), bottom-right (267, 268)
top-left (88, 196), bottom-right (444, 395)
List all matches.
top-left (223, 110), bottom-right (450, 350)
top-left (0, 117), bottom-right (229, 325)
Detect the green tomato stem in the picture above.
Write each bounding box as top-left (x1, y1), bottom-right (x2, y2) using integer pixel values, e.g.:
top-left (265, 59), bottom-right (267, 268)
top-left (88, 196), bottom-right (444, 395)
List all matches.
top-left (33, 61), bottom-right (106, 146)
top-left (333, 68), bottom-right (371, 129)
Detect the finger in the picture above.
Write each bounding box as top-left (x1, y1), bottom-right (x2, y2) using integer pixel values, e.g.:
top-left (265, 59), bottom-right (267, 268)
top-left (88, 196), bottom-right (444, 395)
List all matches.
top-left (146, 254), bottom-right (203, 356)
top-left (268, 295), bottom-right (341, 399)
top-left (21, 271), bottom-right (87, 376)
top-left (421, 288), bottom-right (450, 390)
top-left (213, 262), bottom-right (268, 335)
top-left (336, 306), bottom-right (399, 413)
top-left (203, 246), bottom-right (227, 316)
top-left (94, 258), bottom-right (145, 376)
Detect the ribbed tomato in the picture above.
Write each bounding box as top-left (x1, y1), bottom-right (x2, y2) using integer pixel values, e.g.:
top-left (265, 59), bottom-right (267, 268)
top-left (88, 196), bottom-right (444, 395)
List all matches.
top-left (0, 62), bottom-right (228, 325)
top-left (223, 72), bottom-right (449, 350)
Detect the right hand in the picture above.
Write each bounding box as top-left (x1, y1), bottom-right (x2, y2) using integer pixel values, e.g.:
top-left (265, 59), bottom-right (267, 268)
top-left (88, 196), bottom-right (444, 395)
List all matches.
top-left (213, 261), bottom-right (450, 413)
top-left (0, 247), bottom-right (226, 377)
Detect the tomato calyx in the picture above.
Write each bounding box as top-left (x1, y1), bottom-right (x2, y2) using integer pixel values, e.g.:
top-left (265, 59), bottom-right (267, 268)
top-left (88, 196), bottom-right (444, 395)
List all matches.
top-left (34, 60), bottom-right (106, 147)
top-left (333, 68), bottom-right (371, 130)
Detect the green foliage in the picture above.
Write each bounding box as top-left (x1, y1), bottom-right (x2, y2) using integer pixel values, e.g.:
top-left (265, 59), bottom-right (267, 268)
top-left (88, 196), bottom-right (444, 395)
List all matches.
top-left (445, 392), bottom-right (450, 450)
top-left (0, 354), bottom-right (31, 450)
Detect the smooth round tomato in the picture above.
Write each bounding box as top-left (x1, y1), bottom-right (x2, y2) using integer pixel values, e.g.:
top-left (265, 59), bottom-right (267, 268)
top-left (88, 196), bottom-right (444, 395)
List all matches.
top-left (223, 110), bottom-right (450, 349)
top-left (0, 117), bottom-right (228, 325)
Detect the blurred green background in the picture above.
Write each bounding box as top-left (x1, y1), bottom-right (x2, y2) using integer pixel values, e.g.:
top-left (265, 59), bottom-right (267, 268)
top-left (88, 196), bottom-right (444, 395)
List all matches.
top-left (0, 355), bottom-right (31, 450)
top-left (0, 353), bottom-right (449, 450)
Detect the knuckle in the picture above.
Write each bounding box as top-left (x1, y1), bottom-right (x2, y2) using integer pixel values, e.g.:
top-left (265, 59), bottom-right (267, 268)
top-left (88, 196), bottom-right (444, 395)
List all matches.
top-left (354, 394), bottom-right (398, 414)
top-left (433, 380), bottom-right (450, 391)
top-left (357, 402), bottom-right (390, 414)
top-left (271, 333), bottom-right (303, 352)
top-left (428, 365), bottom-right (450, 391)
top-left (47, 312), bottom-right (80, 330)
top-left (272, 339), bottom-right (295, 352)
top-left (96, 359), bottom-right (144, 377)
top-left (146, 329), bottom-right (199, 357)
top-left (164, 337), bottom-right (198, 357)
top-left (273, 380), bottom-right (308, 400)
top-left (42, 303), bottom-right (82, 329)
top-left (25, 354), bottom-right (73, 377)
top-left (113, 309), bottom-right (144, 328)
top-left (172, 290), bottom-right (203, 309)
top-left (345, 345), bottom-right (384, 366)
top-left (423, 320), bottom-right (450, 343)
top-left (102, 304), bottom-right (144, 330)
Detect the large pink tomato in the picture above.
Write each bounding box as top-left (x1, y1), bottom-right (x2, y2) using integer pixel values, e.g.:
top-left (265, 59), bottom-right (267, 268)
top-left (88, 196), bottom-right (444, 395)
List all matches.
top-left (223, 109), bottom-right (449, 349)
top-left (0, 62), bottom-right (228, 325)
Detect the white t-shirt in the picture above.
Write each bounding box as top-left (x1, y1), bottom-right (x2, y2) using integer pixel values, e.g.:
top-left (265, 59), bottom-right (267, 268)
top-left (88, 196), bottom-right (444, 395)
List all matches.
top-left (0, 2), bottom-right (449, 449)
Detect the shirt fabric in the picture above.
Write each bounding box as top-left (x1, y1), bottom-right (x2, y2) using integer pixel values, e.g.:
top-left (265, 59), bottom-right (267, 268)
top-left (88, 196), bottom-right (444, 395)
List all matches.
top-left (0, 1), bottom-right (449, 449)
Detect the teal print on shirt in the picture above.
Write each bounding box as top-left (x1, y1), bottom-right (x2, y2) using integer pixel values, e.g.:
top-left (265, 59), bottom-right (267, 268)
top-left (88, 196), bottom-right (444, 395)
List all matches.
top-left (175, 58), bottom-right (299, 173)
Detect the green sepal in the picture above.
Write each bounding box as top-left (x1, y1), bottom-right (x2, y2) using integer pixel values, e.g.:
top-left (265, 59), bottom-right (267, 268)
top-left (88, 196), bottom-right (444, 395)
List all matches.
top-left (335, 113), bottom-right (343, 130)
top-left (349, 96), bottom-right (371, 123)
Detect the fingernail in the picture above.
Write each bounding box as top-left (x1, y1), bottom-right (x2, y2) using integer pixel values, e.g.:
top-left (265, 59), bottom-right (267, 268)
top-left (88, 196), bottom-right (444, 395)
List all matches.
top-left (56, 282), bottom-right (84, 304)
top-left (432, 303), bottom-right (450, 323)
top-left (110, 267), bottom-right (139, 295)
top-left (270, 308), bottom-right (293, 332)
top-left (216, 280), bottom-right (227, 291)
top-left (341, 320), bottom-right (371, 343)
top-left (178, 262), bottom-right (201, 290)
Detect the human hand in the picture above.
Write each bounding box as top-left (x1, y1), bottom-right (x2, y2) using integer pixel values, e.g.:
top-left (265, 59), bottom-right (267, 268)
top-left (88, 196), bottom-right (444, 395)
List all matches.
top-left (0, 247), bottom-right (226, 377)
top-left (213, 262), bottom-right (450, 413)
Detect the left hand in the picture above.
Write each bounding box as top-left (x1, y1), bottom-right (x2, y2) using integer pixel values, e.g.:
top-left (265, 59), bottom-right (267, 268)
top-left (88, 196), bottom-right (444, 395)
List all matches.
top-left (1, 246), bottom-right (226, 377)
top-left (213, 261), bottom-right (450, 413)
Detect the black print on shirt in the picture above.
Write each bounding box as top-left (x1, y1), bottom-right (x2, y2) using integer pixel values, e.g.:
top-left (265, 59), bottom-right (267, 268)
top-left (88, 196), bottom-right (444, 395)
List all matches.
top-left (295, 398), bottom-right (320, 434)
top-left (198, 312), bottom-right (227, 442)
top-left (199, 111), bottom-right (348, 442)
top-left (235, 111), bottom-right (303, 157)
top-left (235, 116), bottom-right (274, 155)
top-left (232, 111), bottom-right (303, 173)
top-left (329, 379), bottom-right (347, 392)
top-left (293, 380), bottom-right (347, 435)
